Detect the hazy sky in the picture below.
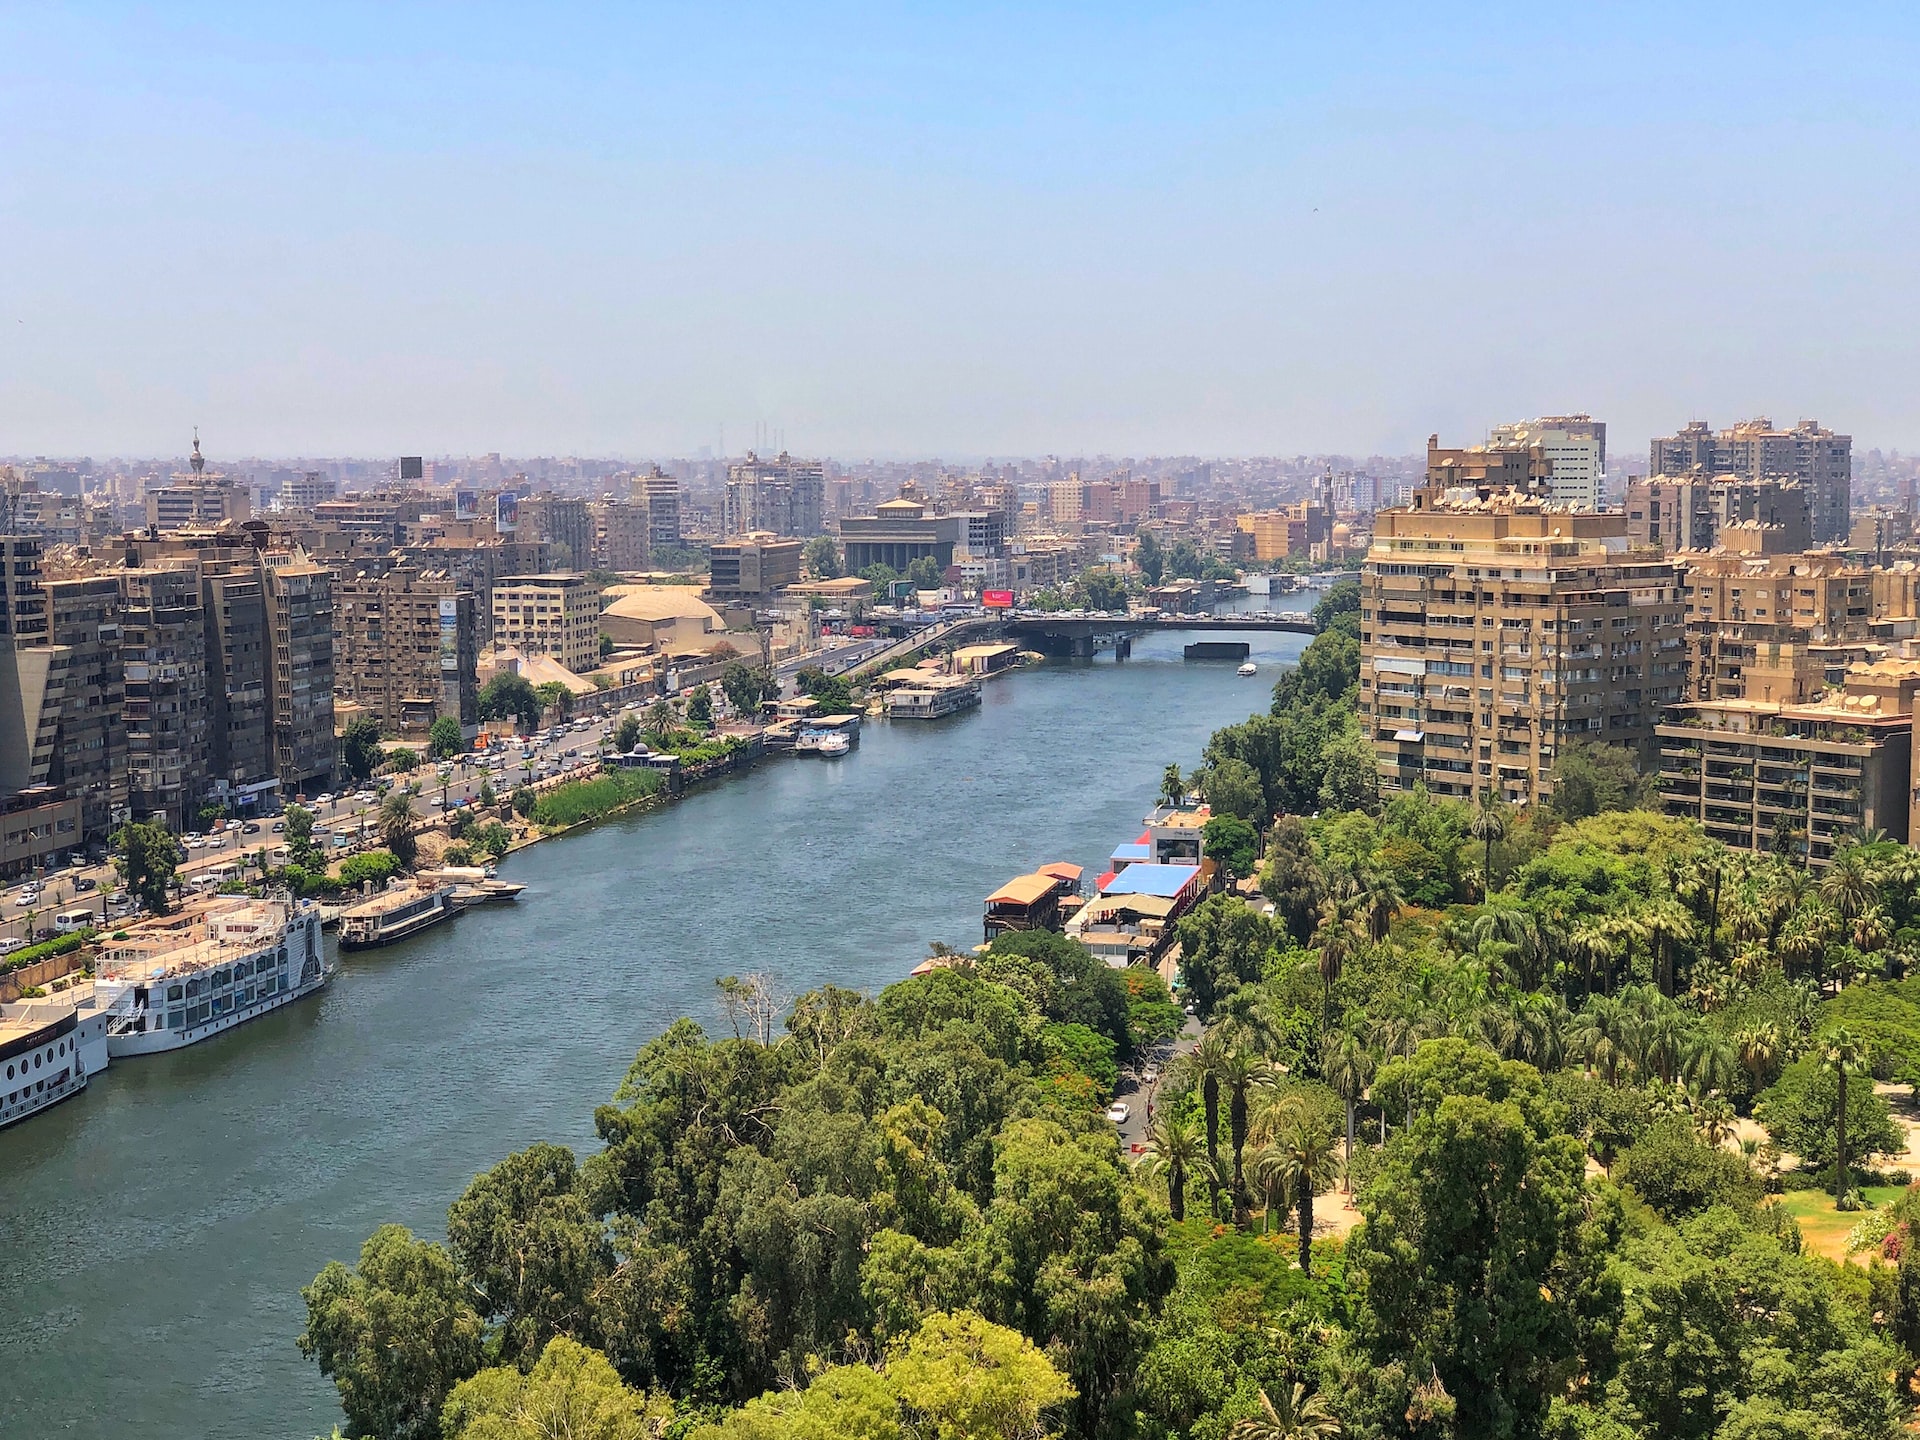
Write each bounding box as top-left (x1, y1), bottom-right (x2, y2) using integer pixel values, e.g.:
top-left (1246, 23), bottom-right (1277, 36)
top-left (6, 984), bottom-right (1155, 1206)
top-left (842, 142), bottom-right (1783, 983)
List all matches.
top-left (4, 4), bottom-right (1918, 460)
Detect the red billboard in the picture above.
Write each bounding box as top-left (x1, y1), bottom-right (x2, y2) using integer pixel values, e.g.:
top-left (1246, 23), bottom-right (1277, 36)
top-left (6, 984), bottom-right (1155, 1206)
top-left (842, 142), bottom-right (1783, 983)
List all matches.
top-left (981, 589), bottom-right (1014, 609)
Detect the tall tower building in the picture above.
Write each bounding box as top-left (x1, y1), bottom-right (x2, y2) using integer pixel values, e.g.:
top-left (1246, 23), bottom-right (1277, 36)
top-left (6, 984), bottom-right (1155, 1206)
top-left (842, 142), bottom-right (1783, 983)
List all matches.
top-left (1488, 415), bottom-right (1606, 510)
top-left (723, 452), bottom-right (824, 538)
top-left (1649, 418), bottom-right (1851, 543)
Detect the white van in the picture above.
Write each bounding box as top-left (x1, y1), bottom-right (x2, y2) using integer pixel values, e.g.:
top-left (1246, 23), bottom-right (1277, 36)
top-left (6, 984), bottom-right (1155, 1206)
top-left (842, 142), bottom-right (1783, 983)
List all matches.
top-left (54, 907), bottom-right (96, 934)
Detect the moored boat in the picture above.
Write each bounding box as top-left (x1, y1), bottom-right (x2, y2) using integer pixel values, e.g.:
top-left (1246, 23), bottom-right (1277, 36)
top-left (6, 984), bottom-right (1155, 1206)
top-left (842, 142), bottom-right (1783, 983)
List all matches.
top-left (94, 893), bottom-right (326, 1057)
top-left (337, 883), bottom-right (457, 950)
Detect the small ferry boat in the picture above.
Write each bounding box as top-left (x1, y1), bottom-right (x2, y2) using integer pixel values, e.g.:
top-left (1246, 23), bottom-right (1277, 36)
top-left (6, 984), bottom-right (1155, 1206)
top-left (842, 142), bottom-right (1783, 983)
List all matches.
top-left (884, 675), bottom-right (982, 719)
top-left (0, 988), bottom-right (108, 1130)
top-left (94, 893), bottom-right (326, 1057)
top-left (794, 730), bottom-right (853, 757)
top-left (337, 883), bottom-right (457, 950)
top-left (1237, 661), bottom-right (1258, 677)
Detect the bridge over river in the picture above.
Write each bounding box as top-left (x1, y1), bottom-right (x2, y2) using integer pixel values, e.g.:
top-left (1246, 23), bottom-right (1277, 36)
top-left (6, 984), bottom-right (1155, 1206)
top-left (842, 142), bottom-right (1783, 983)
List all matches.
top-left (1004, 609), bottom-right (1319, 656)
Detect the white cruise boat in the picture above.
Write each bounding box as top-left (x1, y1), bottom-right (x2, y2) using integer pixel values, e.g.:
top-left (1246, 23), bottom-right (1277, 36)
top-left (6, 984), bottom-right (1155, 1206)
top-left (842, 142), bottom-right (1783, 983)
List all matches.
top-left (94, 893), bottom-right (327, 1058)
top-left (1, 988), bottom-right (109, 1130)
top-left (1237, 661), bottom-right (1258, 677)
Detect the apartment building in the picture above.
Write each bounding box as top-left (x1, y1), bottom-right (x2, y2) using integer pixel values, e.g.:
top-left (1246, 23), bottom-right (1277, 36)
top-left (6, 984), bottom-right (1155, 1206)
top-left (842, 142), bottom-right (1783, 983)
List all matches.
top-left (1488, 416), bottom-right (1607, 510)
top-left (491, 574), bottom-right (598, 673)
top-left (591, 500), bottom-right (651, 572)
top-left (199, 557), bottom-right (273, 800)
top-left (1624, 476), bottom-right (1812, 554)
top-left (0, 536), bottom-right (50, 643)
top-left (263, 553), bottom-right (336, 795)
top-left (1649, 418), bottom-right (1852, 544)
top-left (332, 564), bottom-right (479, 738)
top-left (633, 468), bottom-right (682, 549)
top-left (1655, 659), bottom-right (1920, 866)
top-left (519, 495), bottom-right (595, 570)
top-left (1235, 504), bottom-right (1333, 564)
top-left (709, 536), bottom-right (803, 600)
top-left (723, 452), bottom-right (825, 538)
top-left (1677, 551), bottom-right (1920, 706)
top-left (120, 565), bottom-right (211, 829)
top-left (1360, 467), bottom-right (1686, 807)
top-left (41, 576), bottom-right (127, 840)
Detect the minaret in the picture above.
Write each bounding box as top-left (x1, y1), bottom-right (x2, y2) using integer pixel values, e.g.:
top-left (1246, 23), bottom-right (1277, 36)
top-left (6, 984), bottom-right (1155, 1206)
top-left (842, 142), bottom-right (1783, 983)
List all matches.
top-left (190, 428), bottom-right (205, 476)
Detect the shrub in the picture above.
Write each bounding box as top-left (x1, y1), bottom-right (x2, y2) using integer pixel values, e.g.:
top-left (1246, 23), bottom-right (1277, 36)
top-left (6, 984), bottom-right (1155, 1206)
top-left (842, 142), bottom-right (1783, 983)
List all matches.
top-left (531, 769), bottom-right (662, 829)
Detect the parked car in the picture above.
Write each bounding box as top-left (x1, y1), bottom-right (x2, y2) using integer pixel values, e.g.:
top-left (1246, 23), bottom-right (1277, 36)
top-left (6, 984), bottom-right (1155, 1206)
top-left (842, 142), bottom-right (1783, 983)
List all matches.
top-left (1105, 1102), bottom-right (1130, 1125)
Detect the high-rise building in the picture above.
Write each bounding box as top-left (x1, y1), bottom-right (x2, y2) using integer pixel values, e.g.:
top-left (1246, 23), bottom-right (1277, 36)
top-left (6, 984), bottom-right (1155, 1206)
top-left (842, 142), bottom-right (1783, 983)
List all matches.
top-left (331, 564), bottom-right (479, 738)
top-left (723, 452), bottom-right (824, 538)
top-left (492, 574), bottom-right (599, 673)
top-left (1488, 415), bottom-right (1606, 510)
top-left (144, 434), bottom-right (252, 531)
top-left (518, 495), bottom-right (595, 570)
top-left (263, 552), bottom-right (336, 795)
top-left (708, 536), bottom-right (803, 600)
top-left (1649, 418), bottom-right (1852, 543)
top-left (198, 557), bottom-right (273, 803)
top-left (1624, 477), bottom-right (1812, 554)
top-left (275, 470), bottom-right (336, 512)
top-left (41, 576), bottom-right (127, 841)
top-left (1359, 459), bottom-right (1687, 808)
top-left (634, 468), bottom-right (682, 549)
top-left (120, 565), bottom-right (211, 829)
top-left (591, 500), bottom-right (651, 572)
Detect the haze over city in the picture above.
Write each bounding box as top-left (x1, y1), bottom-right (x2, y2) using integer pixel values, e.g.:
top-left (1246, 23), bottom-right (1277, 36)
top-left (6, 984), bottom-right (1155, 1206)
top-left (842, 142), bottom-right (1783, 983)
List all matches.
top-left (6, 3), bottom-right (1920, 458)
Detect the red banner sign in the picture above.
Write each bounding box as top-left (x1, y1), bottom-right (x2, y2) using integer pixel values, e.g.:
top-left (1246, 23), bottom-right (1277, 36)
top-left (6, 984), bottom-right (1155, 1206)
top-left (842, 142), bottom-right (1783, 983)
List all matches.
top-left (981, 589), bottom-right (1014, 609)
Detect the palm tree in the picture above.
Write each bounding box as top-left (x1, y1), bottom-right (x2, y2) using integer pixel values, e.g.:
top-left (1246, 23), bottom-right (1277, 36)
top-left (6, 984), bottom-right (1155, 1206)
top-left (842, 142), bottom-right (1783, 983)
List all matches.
top-left (1160, 763), bottom-right (1185, 807)
top-left (1679, 1028), bottom-right (1735, 1100)
top-left (1694, 1093), bottom-right (1737, 1149)
top-left (1566, 921), bottom-right (1614, 1006)
top-left (1820, 1027), bottom-right (1868, 1206)
top-left (1733, 1024), bottom-right (1781, 1094)
top-left (1229, 1383), bottom-right (1342, 1439)
top-left (1141, 1111), bottom-right (1202, 1222)
top-left (1190, 1030), bottom-right (1232, 1217)
top-left (1212, 988), bottom-right (1287, 1059)
top-left (1819, 849), bottom-right (1878, 924)
top-left (1469, 792), bottom-right (1507, 898)
top-left (1356, 867), bottom-right (1404, 944)
top-left (1321, 1030), bottom-right (1375, 1192)
top-left (1309, 903), bottom-right (1361, 1032)
top-left (1217, 1047), bottom-right (1274, 1224)
top-left (378, 788), bottom-right (419, 868)
top-left (1641, 899), bottom-right (1692, 999)
top-left (1272, 1118), bottom-right (1340, 1275)
top-left (1571, 994), bottom-right (1632, 1086)
top-left (1249, 1142), bottom-right (1293, 1235)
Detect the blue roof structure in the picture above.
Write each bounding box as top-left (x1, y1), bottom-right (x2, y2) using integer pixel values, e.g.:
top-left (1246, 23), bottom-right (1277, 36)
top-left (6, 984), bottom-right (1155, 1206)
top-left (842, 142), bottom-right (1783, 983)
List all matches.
top-left (1109, 842), bottom-right (1152, 863)
top-left (1098, 863), bottom-right (1200, 898)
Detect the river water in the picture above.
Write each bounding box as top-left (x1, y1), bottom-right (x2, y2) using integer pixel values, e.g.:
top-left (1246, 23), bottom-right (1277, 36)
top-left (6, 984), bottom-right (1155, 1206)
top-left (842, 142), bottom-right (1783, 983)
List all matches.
top-left (0, 620), bottom-right (1307, 1439)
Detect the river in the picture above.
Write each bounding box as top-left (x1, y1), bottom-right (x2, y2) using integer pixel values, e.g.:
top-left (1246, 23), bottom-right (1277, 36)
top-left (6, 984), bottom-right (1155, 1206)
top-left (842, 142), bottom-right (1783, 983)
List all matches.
top-left (0, 619), bottom-right (1308, 1440)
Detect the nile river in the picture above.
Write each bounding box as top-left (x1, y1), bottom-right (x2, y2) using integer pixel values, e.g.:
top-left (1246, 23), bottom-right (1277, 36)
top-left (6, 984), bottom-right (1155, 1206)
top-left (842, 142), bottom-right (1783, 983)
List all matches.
top-left (0, 621), bottom-right (1307, 1439)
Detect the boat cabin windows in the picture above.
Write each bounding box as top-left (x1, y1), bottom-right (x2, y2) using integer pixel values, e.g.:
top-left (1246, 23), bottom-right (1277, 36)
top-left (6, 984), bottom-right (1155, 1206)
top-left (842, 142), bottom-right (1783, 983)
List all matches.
top-left (167, 983), bottom-right (183, 1003)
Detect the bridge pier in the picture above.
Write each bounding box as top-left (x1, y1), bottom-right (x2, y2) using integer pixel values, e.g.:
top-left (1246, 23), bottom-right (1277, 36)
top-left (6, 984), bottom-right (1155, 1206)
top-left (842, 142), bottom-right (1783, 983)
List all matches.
top-left (1071, 634), bottom-right (1096, 660)
top-left (1116, 635), bottom-right (1132, 660)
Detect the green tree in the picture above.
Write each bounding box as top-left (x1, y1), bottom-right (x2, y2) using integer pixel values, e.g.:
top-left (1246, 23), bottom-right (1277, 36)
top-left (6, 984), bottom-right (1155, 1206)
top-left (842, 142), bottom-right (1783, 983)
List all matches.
top-left (428, 716), bottom-right (463, 761)
top-left (1200, 758), bottom-right (1266, 827)
top-left (687, 684), bottom-right (714, 728)
top-left (1754, 1049), bottom-right (1901, 1188)
top-left (478, 672), bottom-right (544, 732)
top-left (1269, 1116), bottom-right (1339, 1273)
top-left (861, 562), bottom-right (901, 603)
top-left (720, 663), bottom-right (774, 717)
top-left (342, 715), bottom-right (385, 782)
top-left (1547, 739), bottom-right (1647, 821)
top-left (613, 713), bottom-right (642, 754)
top-left (1202, 814), bottom-right (1259, 882)
top-left (1141, 1110), bottom-right (1201, 1222)
top-left (1470, 791), bottom-right (1508, 895)
top-left (904, 555), bottom-right (947, 592)
top-left (1076, 568), bottom-right (1127, 613)
top-left (1228, 1383), bottom-right (1342, 1440)
top-left (1348, 1090), bottom-right (1614, 1440)
top-left (534, 681), bottom-right (573, 722)
top-left (441, 1336), bottom-right (672, 1440)
top-left (113, 819), bottom-right (178, 914)
top-left (1135, 529), bottom-right (1165, 586)
top-left (1821, 1028), bottom-right (1870, 1203)
top-left (796, 668), bottom-right (854, 716)
top-left (379, 790), bottom-right (419, 869)
top-left (801, 534), bottom-right (842, 580)
top-left (299, 1224), bottom-right (486, 1440)
top-left (511, 786), bottom-right (537, 820)
top-left (1309, 578), bottom-right (1360, 633)
top-left (645, 698), bottom-right (676, 743)
top-left (284, 804), bottom-right (323, 870)
top-left (1159, 763), bottom-right (1184, 806)
top-left (472, 822), bottom-right (512, 859)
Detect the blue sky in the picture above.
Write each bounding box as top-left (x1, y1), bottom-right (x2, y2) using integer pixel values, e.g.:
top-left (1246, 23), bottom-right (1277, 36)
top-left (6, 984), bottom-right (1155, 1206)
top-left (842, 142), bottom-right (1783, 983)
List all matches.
top-left (3, 4), bottom-right (1917, 459)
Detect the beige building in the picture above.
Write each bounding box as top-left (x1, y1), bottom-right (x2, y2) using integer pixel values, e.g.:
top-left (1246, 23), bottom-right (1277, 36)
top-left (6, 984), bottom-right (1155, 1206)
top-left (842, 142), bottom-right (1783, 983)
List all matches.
top-left (491, 574), bottom-right (599, 673)
top-left (1655, 658), bottom-right (1920, 866)
top-left (709, 536), bottom-right (802, 600)
top-left (598, 586), bottom-right (724, 654)
top-left (332, 565), bottom-right (480, 738)
top-left (1361, 468), bottom-right (1686, 808)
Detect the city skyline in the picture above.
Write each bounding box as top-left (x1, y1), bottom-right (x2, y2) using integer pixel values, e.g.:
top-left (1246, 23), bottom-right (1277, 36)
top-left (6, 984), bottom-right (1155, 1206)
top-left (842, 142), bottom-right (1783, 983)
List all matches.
top-left (6, 6), bottom-right (1920, 456)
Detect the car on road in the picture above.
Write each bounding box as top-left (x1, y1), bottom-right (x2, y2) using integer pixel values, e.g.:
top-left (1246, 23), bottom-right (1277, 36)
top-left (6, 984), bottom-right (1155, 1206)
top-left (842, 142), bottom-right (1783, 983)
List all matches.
top-left (0, 937), bottom-right (25, 956)
top-left (241, 822), bottom-right (261, 835)
top-left (72, 877), bottom-right (97, 893)
top-left (271, 820), bottom-right (286, 833)
top-left (1105, 1101), bottom-right (1130, 1125)
top-left (1142, 1066), bottom-right (1159, 1085)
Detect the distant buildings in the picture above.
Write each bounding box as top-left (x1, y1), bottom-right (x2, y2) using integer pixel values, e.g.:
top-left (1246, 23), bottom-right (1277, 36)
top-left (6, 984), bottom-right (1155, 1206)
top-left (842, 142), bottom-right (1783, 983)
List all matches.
top-left (709, 536), bottom-right (803, 600)
top-left (1488, 415), bottom-right (1606, 510)
top-left (1649, 418), bottom-right (1851, 544)
top-left (723, 452), bottom-right (824, 538)
top-left (841, 498), bottom-right (960, 573)
top-left (1625, 476), bottom-right (1812, 554)
top-left (331, 564), bottom-right (479, 739)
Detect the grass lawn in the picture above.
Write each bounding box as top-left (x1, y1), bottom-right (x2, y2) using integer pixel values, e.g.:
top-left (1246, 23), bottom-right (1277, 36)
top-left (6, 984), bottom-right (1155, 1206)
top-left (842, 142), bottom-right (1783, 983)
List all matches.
top-left (1775, 1184), bottom-right (1906, 1262)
